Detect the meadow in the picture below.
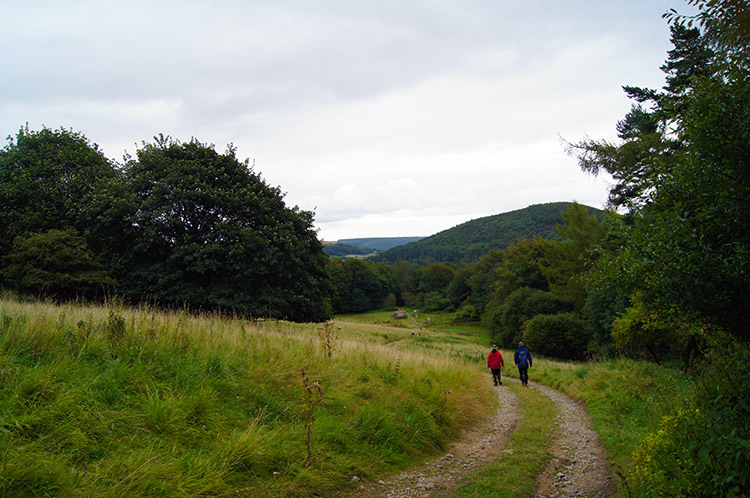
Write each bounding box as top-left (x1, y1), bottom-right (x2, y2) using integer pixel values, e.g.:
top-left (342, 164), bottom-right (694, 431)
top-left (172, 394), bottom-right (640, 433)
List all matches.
top-left (0, 300), bottom-right (694, 497)
top-left (0, 300), bottom-right (495, 497)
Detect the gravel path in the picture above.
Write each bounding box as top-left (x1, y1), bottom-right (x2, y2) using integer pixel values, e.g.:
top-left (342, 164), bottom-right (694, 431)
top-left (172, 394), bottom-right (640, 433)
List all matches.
top-left (532, 384), bottom-right (615, 498)
top-left (348, 379), bottom-right (614, 498)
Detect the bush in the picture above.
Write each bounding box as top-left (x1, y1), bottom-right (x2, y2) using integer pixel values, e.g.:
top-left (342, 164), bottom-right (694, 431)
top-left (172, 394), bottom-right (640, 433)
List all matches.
top-left (611, 295), bottom-right (684, 364)
top-left (523, 312), bottom-right (591, 360)
top-left (1, 229), bottom-right (115, 299)
top-left (488, 288), bottom-right (573, 348)
top-left (423, 293), bottom-right (453, 312)
top-left (632, 343), bottom-right (750, 497)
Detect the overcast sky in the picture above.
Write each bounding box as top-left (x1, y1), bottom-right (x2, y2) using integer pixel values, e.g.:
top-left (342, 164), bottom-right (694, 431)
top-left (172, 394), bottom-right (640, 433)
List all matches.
top-left (1, 1), bottom-right (691, 240)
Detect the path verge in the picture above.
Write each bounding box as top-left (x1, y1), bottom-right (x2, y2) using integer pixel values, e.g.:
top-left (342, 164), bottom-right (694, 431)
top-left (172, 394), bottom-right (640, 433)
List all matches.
top-left (351, 382), bottom-right (520, 497)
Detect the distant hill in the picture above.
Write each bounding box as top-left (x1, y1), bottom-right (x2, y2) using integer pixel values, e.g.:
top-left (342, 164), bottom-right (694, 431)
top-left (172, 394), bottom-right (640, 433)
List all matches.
top-left (373, 202), bottom-right (604, 265)
top-left (337, 237), bottom-right (424, 252)
top-left (323, 242), bottom-right (377, 258)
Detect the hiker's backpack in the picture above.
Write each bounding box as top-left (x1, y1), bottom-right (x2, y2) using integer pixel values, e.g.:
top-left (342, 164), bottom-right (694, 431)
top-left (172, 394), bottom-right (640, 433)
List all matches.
top-left (518, 349), bottom-right (529, 368)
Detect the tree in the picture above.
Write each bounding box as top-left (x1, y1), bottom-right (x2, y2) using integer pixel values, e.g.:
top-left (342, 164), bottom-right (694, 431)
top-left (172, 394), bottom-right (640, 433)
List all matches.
top-left (488, 287), bottom-right (573, 348)
top-left (487, 237), bottom-right (552, 304)
top-left (419, 263), bottom-right (455, 294)
top-left (0, 126), bottom-right (116, 258)
top-left (118, 136), bottom-right (331, 321)
top-left (664, 0), bottom-right (750, 64)
top-left (1, 229), bottom-right (115, 299)
top-left (568, 25), bottom-right (716, 211)
top-left (393, 259), bottom-right (422, 307)
top-left (542, 203), bottom-right (607, 310)
top-left (524, 312), bottom-right (591, 360)
top-left (328, 258), bottom-right (395, 313)
top-left (572, 3), bottom-right (750, 494)
top-left (571, 18), bottom-right (750, 341)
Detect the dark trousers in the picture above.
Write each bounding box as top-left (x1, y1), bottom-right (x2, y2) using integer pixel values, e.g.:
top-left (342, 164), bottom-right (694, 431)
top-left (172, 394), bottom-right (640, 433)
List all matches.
top-left (518, 367), bottom-right (529, 386)
top-left (491, 368), bottom-right (502, 385)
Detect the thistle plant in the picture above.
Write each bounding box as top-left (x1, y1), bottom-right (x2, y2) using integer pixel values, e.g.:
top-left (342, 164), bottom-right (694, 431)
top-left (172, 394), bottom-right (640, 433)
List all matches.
top-left (316, 321), bottom-right (340, 359)
top-left (107, 308), bottom-right (126, 346)
top-left (300, 367), bottom-right (323, 467)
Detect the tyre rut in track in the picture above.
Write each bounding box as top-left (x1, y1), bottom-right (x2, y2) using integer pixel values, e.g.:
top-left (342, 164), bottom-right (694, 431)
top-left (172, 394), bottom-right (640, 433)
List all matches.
top-left (532, 383), bottom-right (615, 498)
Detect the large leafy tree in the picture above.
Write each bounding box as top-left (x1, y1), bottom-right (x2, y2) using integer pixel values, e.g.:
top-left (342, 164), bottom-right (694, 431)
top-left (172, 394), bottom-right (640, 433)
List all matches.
top-left (542, 203), bottom-right (607, 310)
top-left (0, 126), bottom-right (116, 256)
top-left (570, 14), bottom-right (750, 340)
top-left (0, 126), bottom-right (118, 293)
top-left (118, 136), bottom-right (331, 321)
top-left (328, 258), bottom-right (395, 313)
top-left (572, 4), bottom-right (750, 494)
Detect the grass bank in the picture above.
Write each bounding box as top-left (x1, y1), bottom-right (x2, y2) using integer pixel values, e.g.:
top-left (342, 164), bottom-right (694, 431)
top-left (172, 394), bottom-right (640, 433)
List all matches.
top-left (0, 300), bottom-right (493, 497)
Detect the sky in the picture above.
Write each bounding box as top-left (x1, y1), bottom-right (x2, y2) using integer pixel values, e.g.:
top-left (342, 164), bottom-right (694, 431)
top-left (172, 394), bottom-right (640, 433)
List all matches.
top-left (1, 0), bottom-right (693, 241)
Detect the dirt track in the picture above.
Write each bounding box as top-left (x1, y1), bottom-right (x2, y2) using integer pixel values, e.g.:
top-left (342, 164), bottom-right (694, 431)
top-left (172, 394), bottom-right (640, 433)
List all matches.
top-left (532, 384), bottom-right (614, 498)
top-left (349, 379), bottom-right (614, 498)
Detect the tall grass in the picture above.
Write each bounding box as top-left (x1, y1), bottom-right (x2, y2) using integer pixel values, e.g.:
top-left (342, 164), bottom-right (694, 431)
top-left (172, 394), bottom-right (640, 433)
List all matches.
top-left (0, 299), bottom-right (494, 497)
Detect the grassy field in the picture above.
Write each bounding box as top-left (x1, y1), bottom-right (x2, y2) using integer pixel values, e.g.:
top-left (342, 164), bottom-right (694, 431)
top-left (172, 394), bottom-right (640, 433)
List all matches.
top-left (0, 301), bottom-right (694, 497)
top-left (0, 301), bottom-right (496, 497)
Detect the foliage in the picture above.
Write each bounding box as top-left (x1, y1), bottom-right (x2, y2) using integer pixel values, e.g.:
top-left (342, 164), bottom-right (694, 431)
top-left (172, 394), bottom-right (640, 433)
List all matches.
top-left (567, 2), bottom-right (750, 494)
top-left (0, 126), bottom-right (116, 258)
top-left (610, 294), bottom-right (704, 367)
top-left (327, 258), bottom-right (396, 313)
top-left (570, 19), bottom-right (750, 341)
top-left (392, 259), bottom-right (423, 307)
top-left (664, 0), bottom-right (750, 64)
top-left (542, 203), bottom-right (607, 310)
top-left (117, 135), bottom-right (331, 321)
top-left (524, 312), bottom-right (591, 360)
top-left (581, 215), bottom-right (633, 355)
top-left (336, 237), bottom-right (424, 252)
top-left (487, 237), bottom-right (552, 306)
top-left (322, 242), bottom-right (375, 257)
top-left (1, 229), bottom-right (115, 299)
top-left (419, 262), bottom-right (456, 294)
top-left (487, 287), bottom-right (573, 349)
top-left (632, 344), bottom-right (750, 497)
top-left (0, 128), bottom-right (333, 321)
top-left (374, 202), bottom-right (603, 265)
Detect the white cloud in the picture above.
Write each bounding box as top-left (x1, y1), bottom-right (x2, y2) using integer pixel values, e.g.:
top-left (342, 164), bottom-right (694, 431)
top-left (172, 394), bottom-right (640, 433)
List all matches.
top-left (1, 0), bottom-right (687, 239)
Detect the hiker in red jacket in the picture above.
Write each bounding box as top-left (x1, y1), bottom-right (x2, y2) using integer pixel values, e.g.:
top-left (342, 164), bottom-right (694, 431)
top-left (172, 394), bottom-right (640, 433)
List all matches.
top-left (487, 345), bottom-right (505, 386)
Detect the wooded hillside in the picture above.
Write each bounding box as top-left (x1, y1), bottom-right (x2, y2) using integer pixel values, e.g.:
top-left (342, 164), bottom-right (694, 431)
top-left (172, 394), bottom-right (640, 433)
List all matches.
top-left (374, 202), bottom-right (604, 265)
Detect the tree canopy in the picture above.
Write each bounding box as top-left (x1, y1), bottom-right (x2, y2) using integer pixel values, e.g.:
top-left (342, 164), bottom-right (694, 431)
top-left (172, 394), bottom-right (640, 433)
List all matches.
top-left (570, 17), bottom-right (750, 341)
top-left (0, 130), bottom-right (332, 321)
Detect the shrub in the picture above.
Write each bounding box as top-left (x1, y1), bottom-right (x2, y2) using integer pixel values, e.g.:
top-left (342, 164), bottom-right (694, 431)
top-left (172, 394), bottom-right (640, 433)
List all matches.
top-left (523, 312), bottom-right (591, 360)
top-left (632, 344), bottom-right (750, 497)
top-left (488, 288), bottom-right (573, 348)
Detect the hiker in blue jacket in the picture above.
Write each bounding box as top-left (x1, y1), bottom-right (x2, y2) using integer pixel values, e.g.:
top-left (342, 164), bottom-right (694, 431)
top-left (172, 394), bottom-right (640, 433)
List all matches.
top-left (514, 341), bottom-right (532, 387)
